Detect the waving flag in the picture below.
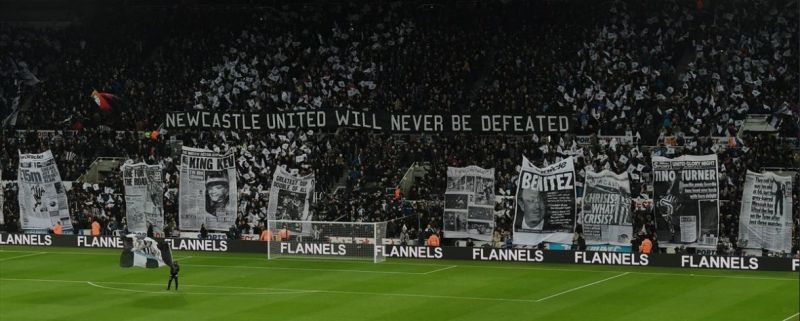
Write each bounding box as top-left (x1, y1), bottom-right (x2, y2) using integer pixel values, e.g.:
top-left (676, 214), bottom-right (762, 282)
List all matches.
top-left (119, 234), bottom-right (174, 268)
top-left (91, 90), bottom-right (115, 112)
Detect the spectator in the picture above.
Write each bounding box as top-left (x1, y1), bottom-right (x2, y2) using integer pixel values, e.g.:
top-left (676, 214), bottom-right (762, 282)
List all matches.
top-left (53, 221), bottom-right (62, 236)
top-left (91, 219), bottom-right (101, 236)
top-left (427, 232), bottom-right (440, 247)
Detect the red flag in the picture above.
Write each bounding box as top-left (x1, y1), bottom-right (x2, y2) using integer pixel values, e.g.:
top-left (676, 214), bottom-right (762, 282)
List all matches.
top-left (91, 90), bottom-right (115, 112)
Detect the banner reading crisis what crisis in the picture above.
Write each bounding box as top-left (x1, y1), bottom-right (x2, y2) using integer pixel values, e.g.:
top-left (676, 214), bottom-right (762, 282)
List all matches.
top-left (178, 147), bottom-right (238, 231)
top-left (581, 170), bottom-right (632, 246)
top-left (17, 150), bottom-right (72, 231)
top-left (164, 110), bottom-right (572, 133)
top-left (513, 156), bottom-right (577, 245)
top-left (738, 171), bottom-right (793, 253)
top-left (652, 155), bottom-right (719, 246)
top-left (122, 163), bottom-right (164, 236)
top-left (444, 166), bottom-right (495, 241)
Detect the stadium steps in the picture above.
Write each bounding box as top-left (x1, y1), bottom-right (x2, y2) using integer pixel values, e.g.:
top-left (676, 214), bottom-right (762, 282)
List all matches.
top-left (77, 157), bottom-right (124, 184)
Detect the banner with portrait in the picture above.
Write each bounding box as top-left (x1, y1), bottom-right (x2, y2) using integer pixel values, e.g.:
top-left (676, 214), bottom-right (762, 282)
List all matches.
top-left (513, 156), bottom-right (577, 245)
top-left (652, 154), bottom-right (719, 246)
top-left (17, 150), bottom-right (72, 231)
top-left (122, 162), bottom-right (164, 236)
top-left (444, 166), bottom-right (495, 240)
top-left (738, 171), bottom-right (793, 253)
top-left (267, 167), bottom-right (314, 234)
top-left (178, 146), bottom-right (237, 231)
top-left (580, 170), bottom-right (632, 246)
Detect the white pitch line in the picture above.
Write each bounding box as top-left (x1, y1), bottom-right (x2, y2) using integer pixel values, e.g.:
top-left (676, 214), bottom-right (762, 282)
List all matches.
top-left (3, 277), bottom-right (537, 303)
top-left (0, 249), bottom-right (426, 275)
top-left (0, 252), bottom-right (46, 262)
top-left (422, 265), bottom-right (458, 275)
top-left (184, 263), bottom-right (426, 275)
top-left (535, 272), bottom-right (630, 302)
top-left (86, 281), bottom-right (317, 296)
top-left (781, 312), bottom-right (800, 321)
top-left (2, 278), bottom-right (308, 292)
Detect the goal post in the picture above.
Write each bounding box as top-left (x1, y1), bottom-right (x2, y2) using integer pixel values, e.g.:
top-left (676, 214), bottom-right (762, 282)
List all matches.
top-left (267, 220), bottom-right (388, 263)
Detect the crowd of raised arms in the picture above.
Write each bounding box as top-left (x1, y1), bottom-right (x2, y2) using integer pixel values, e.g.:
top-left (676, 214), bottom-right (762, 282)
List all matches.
top-left (0, 0), bottom-right (798, 255)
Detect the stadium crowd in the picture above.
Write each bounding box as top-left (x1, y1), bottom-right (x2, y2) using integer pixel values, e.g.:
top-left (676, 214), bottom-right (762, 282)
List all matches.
top-left (0, 0), bottom-right (798, 256)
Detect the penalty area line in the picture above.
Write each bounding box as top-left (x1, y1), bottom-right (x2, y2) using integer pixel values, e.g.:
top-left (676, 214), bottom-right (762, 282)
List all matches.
top-left (422, 265), bottom-right (458, 275)
top-left (3, 277), bottom-right (536, 303)
top-left (85, 281), bottom-right (318, 296)
top-left (535, 272), bottom-right (630, 302)
top-left (0, 252), bottom-right (46, 262)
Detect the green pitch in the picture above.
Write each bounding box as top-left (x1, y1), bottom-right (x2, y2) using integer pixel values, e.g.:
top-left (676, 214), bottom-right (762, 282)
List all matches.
top-left (1, 246), bottom-right (797, 321)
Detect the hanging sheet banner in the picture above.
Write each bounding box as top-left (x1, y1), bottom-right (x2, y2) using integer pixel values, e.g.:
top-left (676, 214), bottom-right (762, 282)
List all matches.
top-left (164, 110), bottom-right (572, 133)
top-left (652, 154), bottom-right (719, 246)
top-left (513, 156), bottom-right (576, 245)
top-left (444, 166), bottom-right (495, 241)
top-left (122, 162), bottom-right (164, 236)
top-left (581, 170), bottom-right (632, 246)
top-left (738, 171), bottom-right (793, 253)
top-left (17, 150), bottom-right (72, 231)
top-left (267, 167), bottom-right (314, 235)
top-left (178, 147), bottom-right (238, 231)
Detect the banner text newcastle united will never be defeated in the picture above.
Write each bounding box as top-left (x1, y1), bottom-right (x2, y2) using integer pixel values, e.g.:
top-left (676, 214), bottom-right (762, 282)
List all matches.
top-left (164, 110), bottom-right (572, 133)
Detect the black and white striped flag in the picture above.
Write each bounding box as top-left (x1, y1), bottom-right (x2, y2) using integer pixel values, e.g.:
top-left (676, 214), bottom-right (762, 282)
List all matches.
top-left (119, 234), bottom-right (173, 269)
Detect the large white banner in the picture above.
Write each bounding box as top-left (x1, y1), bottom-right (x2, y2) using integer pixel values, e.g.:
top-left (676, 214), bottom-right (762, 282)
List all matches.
top-left (444, 166), bottom-right (495, 241)
top-left (738, 171), bottom-right (793, 253)
top-left (178, 146), bottom-right (237, 231)
top-left (17, 150), bottom-right (72, 231)
top-left (513, 156), bottom-right (576, 245)
top-left (267, 167), bottom-right (314, 234)
top-left (580, 170), bottom-right (632, 246)
top-left (122, 162), bottom-right (164, 236)
top-left (652, 154), bottom-right (719, 246)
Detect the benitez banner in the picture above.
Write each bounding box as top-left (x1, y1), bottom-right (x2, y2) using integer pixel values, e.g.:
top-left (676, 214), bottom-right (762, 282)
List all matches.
top-left (581, 170), bottom-right (632, 246)
top-left (17, 150), bottom-right (72, 231)
top-left (652, 154), bottom-right (719, 246)
top-left (513, 156), bottom-right (577, 245)
top-left (738, 171), bottom-right (793, 253)
top-left (178, 146), bottom-right (238, 231)
top-left (122, 162), bottom-right (164, 236)
top-left (444, 166), bottom-right (495, 241)
top-left (267, 167), bottom-right (314, 234)
top-left (164, 110), bottom-right (572, 134)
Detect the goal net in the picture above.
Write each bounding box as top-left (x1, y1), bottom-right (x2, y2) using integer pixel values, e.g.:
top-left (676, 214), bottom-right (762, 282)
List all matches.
top-left (267, 220), bottom-right (388, 263)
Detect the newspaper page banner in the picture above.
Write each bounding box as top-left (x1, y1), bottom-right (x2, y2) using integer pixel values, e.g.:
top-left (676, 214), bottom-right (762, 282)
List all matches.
top-left (164, 110), bottom-right (573, 133)
top-left (444, 166), bottom-right (495, 241)
top-left (267, 167), bottom-right (315, 234)
top-left (738, 171), bottom-right (793, 253)
top-left (17, 150), bottom-right (72, 231)
top-left (581, 170), bottom-right (632, 246)
top-left (652, 154), bottom-right (719, 246)
top-left (178, 146), bottom-right (237, 231)
top-left (513, 156), bottom-right (577, 245)
top-left (122, 162), bottom-right (164, 236)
